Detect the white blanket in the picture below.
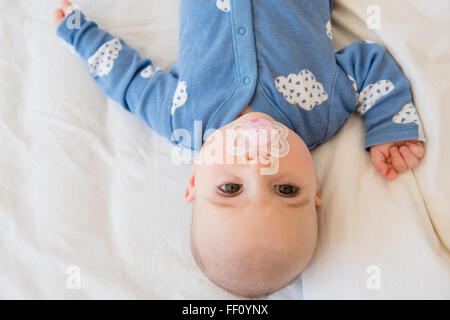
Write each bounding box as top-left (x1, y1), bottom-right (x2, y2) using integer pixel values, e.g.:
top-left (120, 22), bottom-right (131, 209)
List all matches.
top-left (0, 0), bottom-right (449, 299)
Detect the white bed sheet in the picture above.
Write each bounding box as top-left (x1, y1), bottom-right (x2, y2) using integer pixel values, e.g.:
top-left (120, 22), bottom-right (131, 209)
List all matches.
top-left (0, 0), bottom-right (448, 299)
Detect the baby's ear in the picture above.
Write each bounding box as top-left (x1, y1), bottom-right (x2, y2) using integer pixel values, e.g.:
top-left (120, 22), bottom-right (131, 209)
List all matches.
top-left (184, 171), bottom-right (196, 204)
top-left (315, 192), bottom-right (322, 207)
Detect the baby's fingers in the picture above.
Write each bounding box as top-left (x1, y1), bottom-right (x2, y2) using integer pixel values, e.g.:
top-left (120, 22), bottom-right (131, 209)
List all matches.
top-left (62, 0), bottom-right (72, 9)
top-left (406, 141), bottom-right (425, 158)
top-left (54, 8), bottom-right (65, 27)
top-left (399, 146), bottom-right (420, 169)
top-left (371, 149), bottom-right (397, 180)
top-left (390, 146), bottom-right (408, 173)
top-left (62, 0), bottom-right (74, 15)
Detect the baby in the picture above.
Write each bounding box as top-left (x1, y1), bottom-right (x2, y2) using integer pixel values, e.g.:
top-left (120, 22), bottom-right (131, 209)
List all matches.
top-left (54, 0), bottom-right (426, 297)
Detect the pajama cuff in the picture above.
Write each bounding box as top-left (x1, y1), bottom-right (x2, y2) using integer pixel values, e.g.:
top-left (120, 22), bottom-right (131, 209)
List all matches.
top-left (364, 124), bottom-right (423, 152)
top-left (56, 9), bottom-right (87, 45)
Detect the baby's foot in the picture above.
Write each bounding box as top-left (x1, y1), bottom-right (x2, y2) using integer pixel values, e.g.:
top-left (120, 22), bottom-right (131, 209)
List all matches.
top-left (54, 0), bottom-right (75, 28)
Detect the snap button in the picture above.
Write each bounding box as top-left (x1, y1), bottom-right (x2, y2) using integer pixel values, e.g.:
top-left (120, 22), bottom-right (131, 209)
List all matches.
top-left (238, 26), bottom-right (247, 35)
top-left (243, 76), bottom-right (251, 85)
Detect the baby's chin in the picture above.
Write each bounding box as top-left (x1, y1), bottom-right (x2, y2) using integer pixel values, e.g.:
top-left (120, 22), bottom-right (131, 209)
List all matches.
top-left (198, 112), bottom-right (310, 159)
top-left (234, 111), bottom-right (277, 122)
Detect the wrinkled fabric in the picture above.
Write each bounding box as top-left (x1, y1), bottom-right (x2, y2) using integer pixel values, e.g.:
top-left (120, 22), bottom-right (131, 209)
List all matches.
top-left (57, 0), bottom-right (425, 151)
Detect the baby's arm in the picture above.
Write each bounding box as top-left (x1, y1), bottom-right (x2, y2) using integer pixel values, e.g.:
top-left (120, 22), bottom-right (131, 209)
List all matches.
top-left (54, 1), bottom-right (179, 142)
top-left (336, 41), bottom-right (425, 180)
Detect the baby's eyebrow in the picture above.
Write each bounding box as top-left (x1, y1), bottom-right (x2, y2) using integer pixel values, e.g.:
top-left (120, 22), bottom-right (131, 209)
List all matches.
top-left (206, 195), bottom-right (310, 209)
top-left (283, 197), bottom-right (310, 209)
top-left (207, 197), bottom-right (237, 208)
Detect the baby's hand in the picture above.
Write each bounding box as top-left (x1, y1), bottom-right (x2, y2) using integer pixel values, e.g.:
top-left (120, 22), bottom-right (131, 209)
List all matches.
top-left (370, 140), bottom-right (425, 180)
top-left (54, 0), bottom-right (75, 28)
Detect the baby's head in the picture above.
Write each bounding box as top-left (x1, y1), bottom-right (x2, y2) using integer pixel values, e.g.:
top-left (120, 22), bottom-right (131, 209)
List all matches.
top-left (184, 112), bottom-right (321, 297)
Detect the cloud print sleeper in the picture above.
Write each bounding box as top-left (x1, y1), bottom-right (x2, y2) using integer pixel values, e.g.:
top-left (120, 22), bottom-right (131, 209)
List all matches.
top-left (57, 0), bottom-right (426, 151)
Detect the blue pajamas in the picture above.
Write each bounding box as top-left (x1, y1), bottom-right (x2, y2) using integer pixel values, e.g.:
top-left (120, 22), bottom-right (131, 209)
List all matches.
top-left (57, 0), bottom-right (425, 151)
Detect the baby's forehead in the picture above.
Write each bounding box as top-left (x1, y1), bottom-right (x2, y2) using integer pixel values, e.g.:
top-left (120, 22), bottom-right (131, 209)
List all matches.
top-left (194, 198), bottom-right (315, 237)
top-left (196, 226), bottom-right (289, 262)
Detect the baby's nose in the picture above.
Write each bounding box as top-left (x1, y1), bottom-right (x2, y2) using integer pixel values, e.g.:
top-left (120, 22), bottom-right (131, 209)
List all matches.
top-left (244, 148), bottom-right (272, 163)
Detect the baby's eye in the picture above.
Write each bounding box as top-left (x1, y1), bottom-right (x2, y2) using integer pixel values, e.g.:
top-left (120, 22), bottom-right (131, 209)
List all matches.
top-left (218, 183), bottom-right (242, 195)
top-left (274, 184), bottom-right (299, 197)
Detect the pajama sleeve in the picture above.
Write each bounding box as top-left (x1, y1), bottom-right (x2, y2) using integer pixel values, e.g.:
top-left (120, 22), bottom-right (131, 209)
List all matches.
top-left (56, 9), bottom-right (179, 142)
top-left (336, 41), bottom-right (426, 151)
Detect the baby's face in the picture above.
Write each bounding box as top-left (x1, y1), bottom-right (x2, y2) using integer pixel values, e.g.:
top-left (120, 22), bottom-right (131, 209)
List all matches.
top-left (184, 112), bottom-right (321, 297)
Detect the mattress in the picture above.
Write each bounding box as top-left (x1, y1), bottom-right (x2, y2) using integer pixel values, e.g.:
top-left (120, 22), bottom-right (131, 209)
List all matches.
top-left (0, 0), bottom-right (448, 299)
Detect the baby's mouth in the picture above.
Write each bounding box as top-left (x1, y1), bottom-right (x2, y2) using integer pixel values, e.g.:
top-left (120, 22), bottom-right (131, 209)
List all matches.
top-left (225, 117), bottom-right (290, 160)
top-left (241, 118), bottom-right (276, 146)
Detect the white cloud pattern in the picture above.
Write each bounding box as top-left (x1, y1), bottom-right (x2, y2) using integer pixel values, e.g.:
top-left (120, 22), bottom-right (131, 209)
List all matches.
top-left (171, 81), bottom-right (188, 115)
top-left (141, 65), bottom-right (161, 79)
top-left (326, 21), bottom-right (333, 40)
top-left (392, 103), bottom-right (426, 141)
top-left (347, 74), bottom-right (359, 103)
top-left (88, 39), bottom-right (122, 77)
top-left (357, 80), bottom-right (395, 114)
top-left (275, 70), bottom-right (328, 111)
top-left (216, 0), bottom-right (230, 12)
